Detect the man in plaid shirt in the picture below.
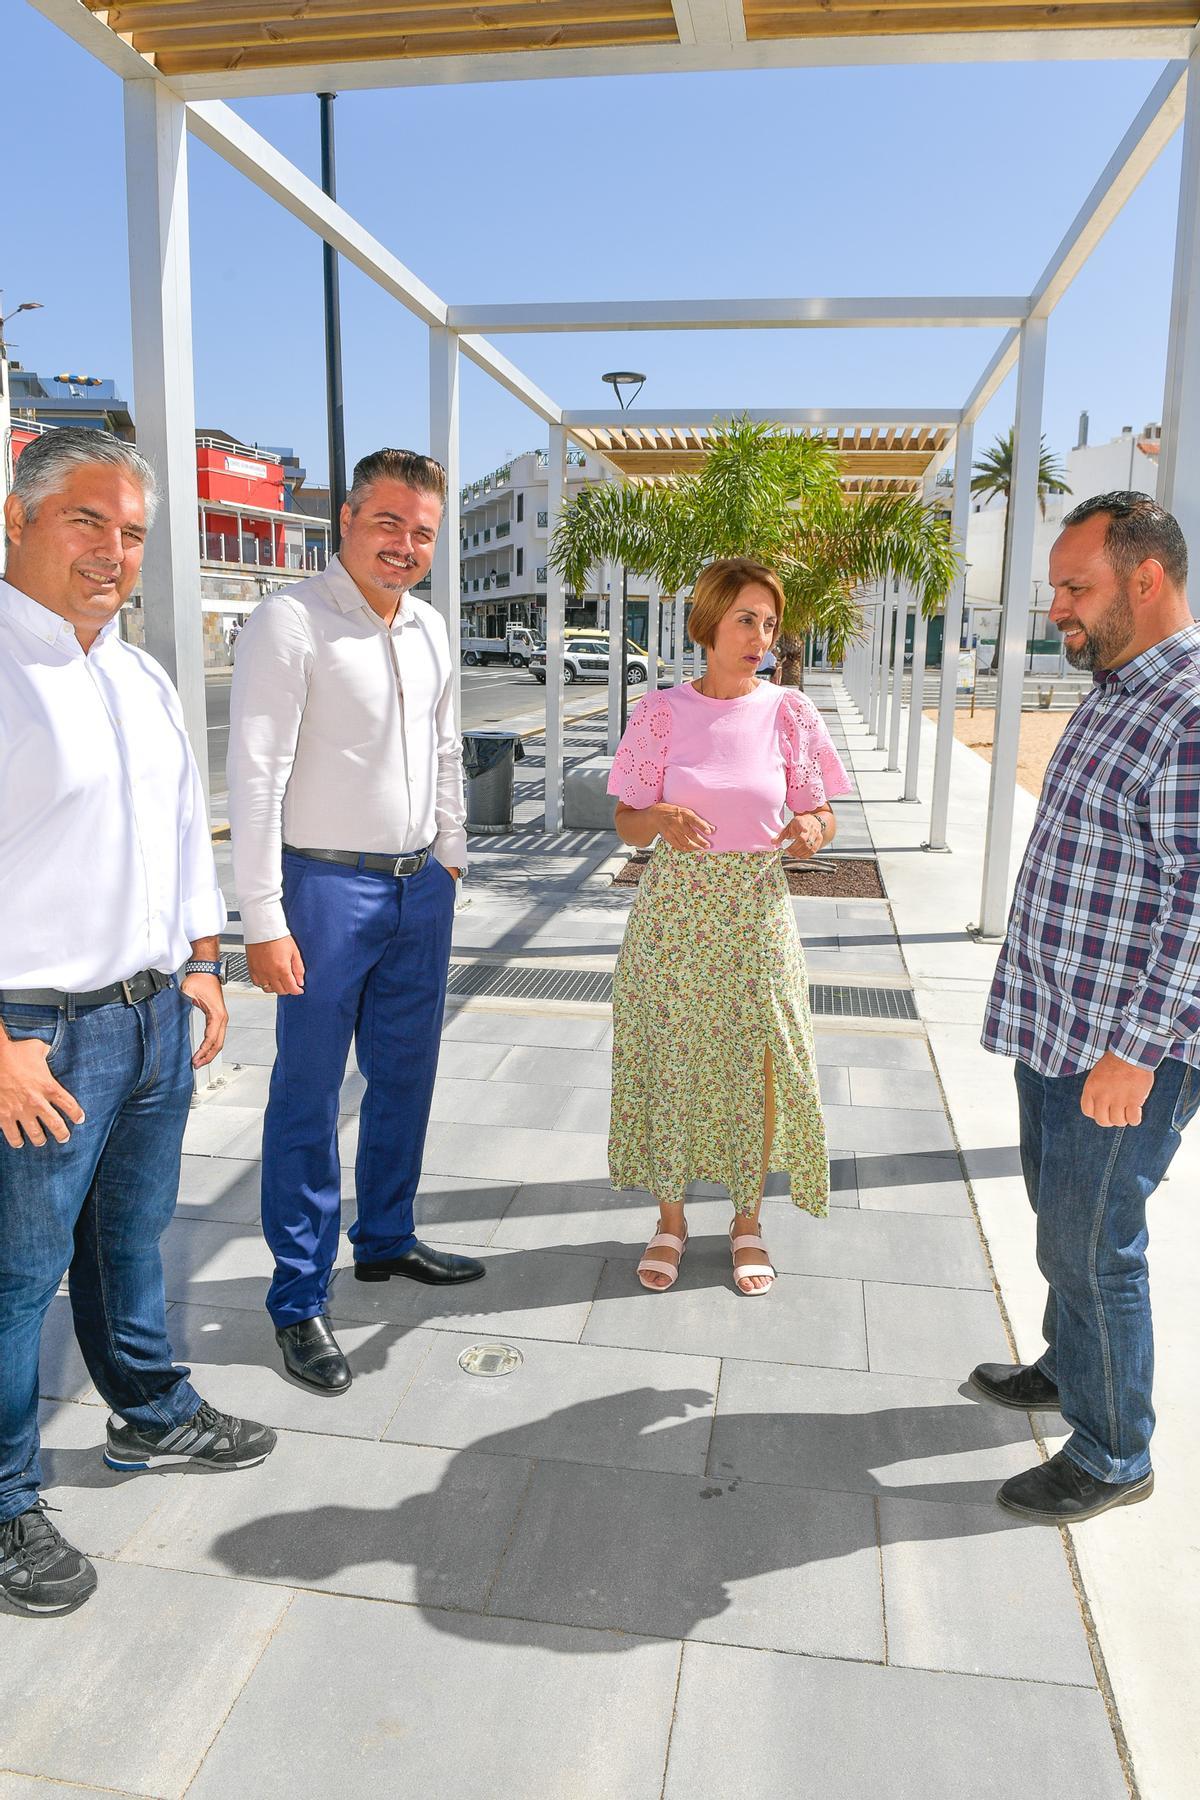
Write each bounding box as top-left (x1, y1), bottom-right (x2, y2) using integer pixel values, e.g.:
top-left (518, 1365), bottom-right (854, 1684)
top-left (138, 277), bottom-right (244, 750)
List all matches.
top-left (973, 492), bottom-right (1200, 1523)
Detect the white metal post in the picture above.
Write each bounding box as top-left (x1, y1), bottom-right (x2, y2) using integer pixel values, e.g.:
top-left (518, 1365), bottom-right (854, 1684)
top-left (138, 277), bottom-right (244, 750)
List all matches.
top-left (1159, 44), bottom-right (1200, 554)
top-left (0, 348), bottom-right (12, 511)
top-left (903, 589), bottom-right (929, 799)
top-left (607, 561), bottom-right (625, 753)
top-left (123, 79), bottom-right (208, 804)
top-left (927, 419), bottom-right (975, 850)
top-left (646, 579), bottom-right (660, 689)
top-left (864, 595), bottom-right (880, 724)
top-left (673, 591), bottom-right (686, 687)
top-left (887, 589), bottom-right (905, 772)
top-left (428, 324), bottom-right (462, 725)
top-left (544, 425), bottom-right (567, 832)
top-left (977, 316), bottom-right (1049, 938)
top-left (874, 584), bottom-right (894, 747)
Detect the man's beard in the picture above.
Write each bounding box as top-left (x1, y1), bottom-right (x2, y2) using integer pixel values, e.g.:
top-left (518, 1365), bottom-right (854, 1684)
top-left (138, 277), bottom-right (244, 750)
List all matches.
top-left (1061, 588), bottom-right (1135, 670)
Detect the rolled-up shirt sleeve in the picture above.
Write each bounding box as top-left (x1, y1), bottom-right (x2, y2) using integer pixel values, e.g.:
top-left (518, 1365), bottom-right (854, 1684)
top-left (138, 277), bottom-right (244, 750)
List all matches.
top-left (227, 599), bottom-right (313, 944)
top-left (1111, 725), bottom-right (1200, 1069)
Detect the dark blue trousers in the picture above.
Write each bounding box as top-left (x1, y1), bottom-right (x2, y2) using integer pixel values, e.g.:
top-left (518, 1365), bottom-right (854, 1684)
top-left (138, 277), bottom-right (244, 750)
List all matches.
top-left (261, 851), bottom-right (455, 1327)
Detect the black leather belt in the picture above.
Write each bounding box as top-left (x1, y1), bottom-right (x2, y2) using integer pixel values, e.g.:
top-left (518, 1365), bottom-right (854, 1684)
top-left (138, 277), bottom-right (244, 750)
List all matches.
top-left (284, 843), bottom-right (432, 878)
top-left (0, 968), bottom-right (172, 1017)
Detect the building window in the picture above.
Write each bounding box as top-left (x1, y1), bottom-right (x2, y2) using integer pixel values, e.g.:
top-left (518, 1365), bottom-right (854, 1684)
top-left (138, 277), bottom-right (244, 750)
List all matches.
top-left (537, 510), bottom-right (548, 528)
top-left (516, 548), bottom-right (524, 576)
top-left (516, 493), bottom-right (524, 523)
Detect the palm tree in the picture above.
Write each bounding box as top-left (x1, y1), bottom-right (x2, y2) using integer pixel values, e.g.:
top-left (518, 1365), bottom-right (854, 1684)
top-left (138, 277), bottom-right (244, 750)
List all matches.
top-left (550, 417), bottom-right (957, 686)
top-left (971, 429), bottom-right (1070, 628)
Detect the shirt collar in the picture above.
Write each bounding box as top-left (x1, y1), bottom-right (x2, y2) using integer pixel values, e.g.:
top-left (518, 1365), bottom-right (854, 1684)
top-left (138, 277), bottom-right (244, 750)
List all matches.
top-left (0, 576), bottom-right (120, 654)
top-left (322, 554), bottom-right (417, 627)
top-left (1093, 621), bottom-right (1200, 693)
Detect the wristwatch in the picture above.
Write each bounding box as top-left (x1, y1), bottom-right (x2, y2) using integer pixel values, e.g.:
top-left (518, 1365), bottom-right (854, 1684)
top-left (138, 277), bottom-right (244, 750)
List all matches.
top-left (183, 958), bottom-right (227, 982)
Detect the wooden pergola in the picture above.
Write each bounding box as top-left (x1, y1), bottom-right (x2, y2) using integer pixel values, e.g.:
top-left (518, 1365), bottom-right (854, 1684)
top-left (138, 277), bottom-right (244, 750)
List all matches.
top-left (22, 0), bottom-right (1200, 940)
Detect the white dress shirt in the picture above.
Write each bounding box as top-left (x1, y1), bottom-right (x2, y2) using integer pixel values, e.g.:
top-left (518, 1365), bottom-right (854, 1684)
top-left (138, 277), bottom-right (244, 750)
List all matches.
top-left (227, 556), bottom-right (468, 944)
top-left (0, 577), bottom-right (226, 991)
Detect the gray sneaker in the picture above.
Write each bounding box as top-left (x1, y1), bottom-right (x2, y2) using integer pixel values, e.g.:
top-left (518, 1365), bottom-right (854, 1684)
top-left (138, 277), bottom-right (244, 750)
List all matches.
top-left (104, 1401), bottom-right (276, 1472)
top-left (0, 1502), bottom-right (97, 1616)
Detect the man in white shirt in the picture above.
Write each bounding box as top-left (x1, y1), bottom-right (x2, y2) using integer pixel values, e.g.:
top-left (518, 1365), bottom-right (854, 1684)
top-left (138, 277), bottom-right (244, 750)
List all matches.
top-left (228, 447), bottom-right (483, 1396)
top-left (0, 429), bottom-right (275, 1619)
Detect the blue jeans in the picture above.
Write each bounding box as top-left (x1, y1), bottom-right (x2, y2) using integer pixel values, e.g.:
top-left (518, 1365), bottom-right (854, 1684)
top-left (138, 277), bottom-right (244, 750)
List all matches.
top-left (1015, 1055), bottom-right (1200, 1483)
top-left (0, 984), bottom-right (199, 1522)
top-left (261, 852), bottom-right (455, 1326)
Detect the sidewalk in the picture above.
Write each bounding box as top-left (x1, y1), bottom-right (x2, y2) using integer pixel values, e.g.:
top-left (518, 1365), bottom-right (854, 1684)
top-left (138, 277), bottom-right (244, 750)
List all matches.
top-left (1, 685), bottom-right (1141, 1799)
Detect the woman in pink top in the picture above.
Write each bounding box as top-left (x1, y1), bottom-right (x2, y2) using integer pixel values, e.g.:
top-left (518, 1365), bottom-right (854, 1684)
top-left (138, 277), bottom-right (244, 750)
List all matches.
top-left (607, 557), bottom-right (851, 1295)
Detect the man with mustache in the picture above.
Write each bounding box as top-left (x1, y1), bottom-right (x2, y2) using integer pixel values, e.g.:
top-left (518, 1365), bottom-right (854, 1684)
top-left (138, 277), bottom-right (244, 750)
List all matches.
top-left (0, 429), bottom-right (275, 1617)
top-left (972, 491), bottom-right (1200, 1522)
top-left (229, 449), bottom-right (481, 1396)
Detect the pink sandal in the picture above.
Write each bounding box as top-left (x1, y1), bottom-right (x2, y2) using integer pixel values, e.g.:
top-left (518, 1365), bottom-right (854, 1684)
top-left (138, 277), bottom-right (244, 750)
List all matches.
top-left (729, 1221), bottom-right (776, 1296)
top-left (638, 1224), bottom-right (688, 1291)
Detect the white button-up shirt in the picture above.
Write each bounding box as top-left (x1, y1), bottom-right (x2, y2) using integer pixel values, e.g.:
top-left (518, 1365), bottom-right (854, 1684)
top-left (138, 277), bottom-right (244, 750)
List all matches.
top-left (0, 577), bottom-right (226, 991)
top-left (227, 556), bottom-right (468, 944)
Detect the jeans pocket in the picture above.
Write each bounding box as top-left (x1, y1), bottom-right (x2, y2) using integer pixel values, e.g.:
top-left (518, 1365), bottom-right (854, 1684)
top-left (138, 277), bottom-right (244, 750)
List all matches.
top-left (1172, 1065), bottom-right (1200, 1134)
top-left (0, 1007), bottom-right (67, 1066)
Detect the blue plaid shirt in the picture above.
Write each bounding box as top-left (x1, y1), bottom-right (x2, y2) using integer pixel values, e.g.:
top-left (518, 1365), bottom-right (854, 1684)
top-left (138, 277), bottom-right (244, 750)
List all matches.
top-left (983, 623), bottom-right (1200, 1077)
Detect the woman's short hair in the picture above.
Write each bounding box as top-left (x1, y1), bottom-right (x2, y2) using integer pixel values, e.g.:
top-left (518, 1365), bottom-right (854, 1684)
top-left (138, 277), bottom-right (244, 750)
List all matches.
top-left (686, 557), bottom-right (785, 650)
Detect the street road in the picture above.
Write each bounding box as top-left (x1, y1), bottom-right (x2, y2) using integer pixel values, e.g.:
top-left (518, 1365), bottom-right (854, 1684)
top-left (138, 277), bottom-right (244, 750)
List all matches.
top-left (204, 662), bottom-right (642, 815)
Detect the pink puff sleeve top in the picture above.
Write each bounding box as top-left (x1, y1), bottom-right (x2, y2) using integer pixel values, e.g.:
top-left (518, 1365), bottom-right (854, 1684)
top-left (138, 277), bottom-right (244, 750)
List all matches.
top-left (607, 681), bottom-right (851, 853)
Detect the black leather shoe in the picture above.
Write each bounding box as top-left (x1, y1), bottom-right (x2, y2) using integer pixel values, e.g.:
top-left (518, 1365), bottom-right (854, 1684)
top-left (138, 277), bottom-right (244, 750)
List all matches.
top-left (353, 1242), bottom-right (486, 1286)
top-left (969, 1361), bottom-right (1061, 1411)
top-left (275, 1316), bottom-right (352, 1392)
top-left (997, 1449), bottom-right (1153, 1523)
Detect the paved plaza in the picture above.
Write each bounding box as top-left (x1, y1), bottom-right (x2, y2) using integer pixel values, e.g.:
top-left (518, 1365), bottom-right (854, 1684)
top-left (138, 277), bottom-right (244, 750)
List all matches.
top-left (1, 683), bottom-right (1168, 1798)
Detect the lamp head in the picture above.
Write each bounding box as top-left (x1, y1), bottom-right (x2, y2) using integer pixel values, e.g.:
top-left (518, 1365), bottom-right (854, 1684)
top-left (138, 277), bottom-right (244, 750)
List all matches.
top-left (601, 371), bottom-right (647, 411)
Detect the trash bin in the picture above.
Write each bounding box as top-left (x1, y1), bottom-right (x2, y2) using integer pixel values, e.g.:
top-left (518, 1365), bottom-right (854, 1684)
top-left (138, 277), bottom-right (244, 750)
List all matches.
top-left (463, 729), bottom-right (526, 834)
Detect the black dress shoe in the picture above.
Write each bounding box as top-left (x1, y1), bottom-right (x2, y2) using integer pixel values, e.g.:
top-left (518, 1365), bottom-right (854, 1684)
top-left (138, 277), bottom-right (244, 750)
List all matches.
top-left (354, 1242), bottom-right (486, 1286)
top-left (969, 1361), bottom-right (1061, 1411)
top-left (275, 1316), bottom-right (352, 1392)
top-left (997, 1449), bottom-right (1154, 1524)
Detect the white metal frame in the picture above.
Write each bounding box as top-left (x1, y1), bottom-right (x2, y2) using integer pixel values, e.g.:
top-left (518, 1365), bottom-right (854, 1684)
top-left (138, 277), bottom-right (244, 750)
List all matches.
top-left (23, 0), bottom-right (1200, 936)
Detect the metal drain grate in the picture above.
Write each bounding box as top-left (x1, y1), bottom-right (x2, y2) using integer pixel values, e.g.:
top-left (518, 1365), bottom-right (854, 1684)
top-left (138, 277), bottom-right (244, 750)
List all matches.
top-left (229, 953), bottom-right (915, 1021)
top-left (809, 984), bottom-right (918, 1021)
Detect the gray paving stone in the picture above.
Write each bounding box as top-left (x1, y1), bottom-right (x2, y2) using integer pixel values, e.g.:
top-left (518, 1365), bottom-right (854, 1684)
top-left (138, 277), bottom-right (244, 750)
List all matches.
top-left (0, 1780), bottom-right (134, 1799)
top-left (552, 1085), bottom-right (612, 1134)
top-left (211, 1062), bottom-right (273, 1108)
top-left (880, 1496), bottom-right (1097, 1685)
top-left (175, 1153), bottom-right (262, 1225)
top-left (709, 1361), bottom-right (1041, 1505)
top-left (435, 1037), bottom-right (517, 1080)
top-left (492, 1043), bottom-right (613, 1088)
top-left (37, 1294), bottom-right (98, 1404)
top-left (492, 1184), bottom-right (751, 1254)
top-left (327, 1241), bottom-right (603, 1343)
top-left (221, 1024), bottom-right (277, 1065)
top-left (181, 1102), bottom-right (264, 1157)
top-left (663, 1642), bottom-right (1127, 1800)
top-left (442, 1009), bottom-right (610, 1050)
top-left (421, 1119), bottom-right (610, 1184)
top-left (36, 1398), bottom-right (189, 1559)
top-left (583, 1252), bottom-right (868, 1370)
top-left (168, 1301), bottom-right (438, 1441)
top-left (848, 1066), bottom-right (944, 1110)
top-left (407, 1173), bottom-right (520, 1244)
top-left (0, 1560), bottom-right (289, 1796)
top-left (866, 1281), bottom-right (1010, 1377)
top-left (814, 1030), bottom-right (932, 1070)
top-left (431, 1074), bottom-right (570, 1128)
top-left (384, 1333), bottom-right (717, 1473)
top-left (824, 1102), bottom-right (955, 1156)
top-left (765, 1207), bottom-right (990, 1288)
top-left (489, 1458), bottom-right (881, 1658)
top-left (818, 1064), bottom-right (851, 1105)
top-left (186, 1592), bottom-right (680, 1800)
top-left (160, 1217), bottom-right (275, 1314)
top-left (119, 1428), bottom-right (530, 1610)
top-left (855, 1149), bottom-right (973, 1216)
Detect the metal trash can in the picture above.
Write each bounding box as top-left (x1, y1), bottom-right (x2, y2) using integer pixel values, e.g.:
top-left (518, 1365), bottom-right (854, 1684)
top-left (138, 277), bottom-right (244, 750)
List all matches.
top-left (463, 729), bottom-right (526, 835)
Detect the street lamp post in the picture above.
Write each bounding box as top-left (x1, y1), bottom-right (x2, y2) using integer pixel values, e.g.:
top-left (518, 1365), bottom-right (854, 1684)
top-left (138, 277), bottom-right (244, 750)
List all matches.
top-left (0, 298), bottom-right (44, 509)
top-left (601, 370), bottom-right (646, 733)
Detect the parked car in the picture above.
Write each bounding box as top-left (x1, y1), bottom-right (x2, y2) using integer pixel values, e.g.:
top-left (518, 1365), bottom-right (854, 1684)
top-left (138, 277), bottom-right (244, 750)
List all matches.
top-left (528, 637), bottom-right (667, 687)
top-left (461, 626), bottom-right (543, 668)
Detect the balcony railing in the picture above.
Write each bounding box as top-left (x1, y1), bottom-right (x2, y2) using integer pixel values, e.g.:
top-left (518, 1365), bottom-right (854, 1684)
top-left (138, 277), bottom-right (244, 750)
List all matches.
top-left (496, 521), bottom-right (510, 538)
top-left (201, 532), bottom-right (325, 573)
top-left (537, 510), bottom-right (548, 528)
top-left (536, 565), bottom-right (547, 584)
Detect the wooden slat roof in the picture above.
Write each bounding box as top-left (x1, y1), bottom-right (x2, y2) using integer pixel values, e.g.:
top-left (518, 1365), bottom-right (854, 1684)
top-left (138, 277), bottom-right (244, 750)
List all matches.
top-left (567, 421), bottom-right (955, 494)
top-left (82, 1), bottom-right (1200, 80)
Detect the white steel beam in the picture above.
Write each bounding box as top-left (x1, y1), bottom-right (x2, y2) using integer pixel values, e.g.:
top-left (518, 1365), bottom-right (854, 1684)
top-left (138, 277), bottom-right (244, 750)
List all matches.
top-left (429, 325), bottom-right (462, 727)
top-left (544, 426), bottom-right (568, 834)
top-left (564, 407), bottom-right (960, 428)
top-left (927, 419), bottom-right (975, 851)
top-left (123, 80), bottom-right (207, 800)
top-left (458, 335), bottom-right (562, 427)
top-left (1160, 44), bottom-right (1200, 552)
top-left (163, 33), bottom-right (1189, 105)
top-left (449, 299), bottom-right (1027, 334)
top-left (27, 0), bottom-right (168, 85)
top-left (977, 317), bottom-right (1048, 941)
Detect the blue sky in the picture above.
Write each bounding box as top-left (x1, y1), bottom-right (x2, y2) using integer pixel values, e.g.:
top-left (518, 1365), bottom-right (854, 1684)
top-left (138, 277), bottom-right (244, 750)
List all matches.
top-left (2, 5), bottom-right (1185, 487)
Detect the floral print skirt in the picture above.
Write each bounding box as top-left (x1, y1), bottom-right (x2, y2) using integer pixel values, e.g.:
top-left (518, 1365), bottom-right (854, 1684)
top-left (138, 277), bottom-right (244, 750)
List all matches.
top-left (609, 843), bottom-right (829, 1217)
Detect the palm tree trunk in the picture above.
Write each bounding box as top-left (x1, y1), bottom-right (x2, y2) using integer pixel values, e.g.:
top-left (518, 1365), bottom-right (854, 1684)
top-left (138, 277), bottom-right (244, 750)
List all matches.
top-left (775, 631), bottom-right (805, 688)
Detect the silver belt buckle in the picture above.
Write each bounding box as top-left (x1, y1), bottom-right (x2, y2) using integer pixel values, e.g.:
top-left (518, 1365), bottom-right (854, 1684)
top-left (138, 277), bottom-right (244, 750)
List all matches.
top-left (120, 977), bottom-right (136, 1004)
top-left (393, 854), bottom-right (412, 878)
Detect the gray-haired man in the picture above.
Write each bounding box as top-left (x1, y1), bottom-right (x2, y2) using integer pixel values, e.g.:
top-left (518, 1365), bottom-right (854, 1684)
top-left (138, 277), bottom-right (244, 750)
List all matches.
top-left (0, 429), bottom-right (275, 1619)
